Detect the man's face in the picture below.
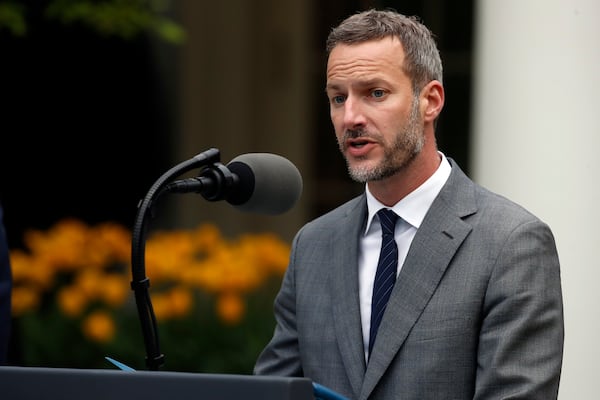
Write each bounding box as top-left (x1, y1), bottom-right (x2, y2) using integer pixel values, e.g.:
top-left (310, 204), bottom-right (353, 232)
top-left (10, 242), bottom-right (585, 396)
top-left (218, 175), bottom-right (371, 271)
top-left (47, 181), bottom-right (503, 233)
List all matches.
top-left (326, 37), bottom-right (424, 182)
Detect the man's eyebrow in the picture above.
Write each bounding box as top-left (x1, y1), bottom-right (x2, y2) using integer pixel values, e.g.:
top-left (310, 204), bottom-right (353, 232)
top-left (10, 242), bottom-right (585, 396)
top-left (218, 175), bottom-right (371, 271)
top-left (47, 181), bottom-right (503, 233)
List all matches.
top-left (326, 79), bottom-right (386, 92)
top-left (325, 82), bottom-right (342, 92)
top-left (355, 78), bottom-right (386, 88)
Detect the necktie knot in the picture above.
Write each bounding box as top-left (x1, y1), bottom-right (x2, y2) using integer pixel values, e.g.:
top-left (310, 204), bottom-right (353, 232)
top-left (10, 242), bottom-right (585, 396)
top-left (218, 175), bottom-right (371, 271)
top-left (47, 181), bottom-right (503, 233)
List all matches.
top-left (377, 208), bottom-right (398, 236)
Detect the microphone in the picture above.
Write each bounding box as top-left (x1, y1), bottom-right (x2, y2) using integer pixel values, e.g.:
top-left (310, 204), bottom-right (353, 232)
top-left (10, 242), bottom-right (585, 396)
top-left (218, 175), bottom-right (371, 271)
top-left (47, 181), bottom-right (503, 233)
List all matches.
top-left (165, 153), bottom-right (303, 215)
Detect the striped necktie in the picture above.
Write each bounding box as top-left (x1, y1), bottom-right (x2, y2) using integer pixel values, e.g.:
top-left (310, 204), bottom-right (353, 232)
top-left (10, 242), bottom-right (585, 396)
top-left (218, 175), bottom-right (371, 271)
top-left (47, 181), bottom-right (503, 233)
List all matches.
top-left (368, 208), bottom-right (399, 357)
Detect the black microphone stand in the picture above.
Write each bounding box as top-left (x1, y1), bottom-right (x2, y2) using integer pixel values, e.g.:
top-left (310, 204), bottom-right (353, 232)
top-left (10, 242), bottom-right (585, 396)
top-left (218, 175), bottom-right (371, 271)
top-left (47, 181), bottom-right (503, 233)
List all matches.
top-left (130, 147), bottom-right (229, 371)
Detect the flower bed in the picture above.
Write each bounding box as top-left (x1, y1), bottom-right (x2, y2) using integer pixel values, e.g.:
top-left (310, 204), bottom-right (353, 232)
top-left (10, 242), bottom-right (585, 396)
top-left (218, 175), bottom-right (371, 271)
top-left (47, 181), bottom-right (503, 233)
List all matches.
top-left (10, 219), bottom-right (289, 373)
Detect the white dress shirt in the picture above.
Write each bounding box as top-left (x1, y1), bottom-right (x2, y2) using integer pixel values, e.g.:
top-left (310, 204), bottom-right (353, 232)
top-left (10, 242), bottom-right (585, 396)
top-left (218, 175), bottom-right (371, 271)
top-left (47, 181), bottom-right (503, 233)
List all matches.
top-left (359, 153), bottom-right (452, 361)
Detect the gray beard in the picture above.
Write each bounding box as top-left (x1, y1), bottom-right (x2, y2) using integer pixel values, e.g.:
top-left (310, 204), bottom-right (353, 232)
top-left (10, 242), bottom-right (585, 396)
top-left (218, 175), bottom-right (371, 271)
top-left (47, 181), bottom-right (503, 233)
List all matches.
top-left (342, 98), bottom-right (424, 183)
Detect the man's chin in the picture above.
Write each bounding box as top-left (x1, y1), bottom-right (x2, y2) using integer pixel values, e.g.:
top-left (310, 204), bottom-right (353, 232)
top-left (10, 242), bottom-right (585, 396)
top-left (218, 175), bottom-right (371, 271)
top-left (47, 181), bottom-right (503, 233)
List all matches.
top-left (347, 162), bottom-right (380, 183)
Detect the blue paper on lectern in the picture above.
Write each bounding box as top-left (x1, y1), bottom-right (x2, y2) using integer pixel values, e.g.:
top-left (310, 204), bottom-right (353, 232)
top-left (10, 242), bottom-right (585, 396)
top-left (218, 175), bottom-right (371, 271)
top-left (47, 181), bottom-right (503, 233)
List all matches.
top-left (312, 381), bottom-right (350, 400)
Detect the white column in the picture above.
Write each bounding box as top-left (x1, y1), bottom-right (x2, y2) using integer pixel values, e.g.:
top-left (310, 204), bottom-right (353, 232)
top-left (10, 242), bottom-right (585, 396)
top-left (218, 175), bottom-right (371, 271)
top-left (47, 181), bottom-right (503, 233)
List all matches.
top-left (471, 1), bottom-right (600, 398)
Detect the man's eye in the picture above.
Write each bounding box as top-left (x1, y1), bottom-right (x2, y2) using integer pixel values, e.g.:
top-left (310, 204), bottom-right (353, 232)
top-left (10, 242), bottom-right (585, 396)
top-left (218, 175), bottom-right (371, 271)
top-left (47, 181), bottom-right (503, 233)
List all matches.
top-left (371, 89), bottom-right (385, 98)
top-left (332, 95), bottom-right (346, 104)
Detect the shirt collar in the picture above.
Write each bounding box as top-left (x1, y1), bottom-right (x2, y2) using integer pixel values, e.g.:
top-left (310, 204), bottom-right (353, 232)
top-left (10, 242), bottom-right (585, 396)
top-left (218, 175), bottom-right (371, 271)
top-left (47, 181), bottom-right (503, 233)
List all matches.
top-left (364, 152), bottom-right (452, 234)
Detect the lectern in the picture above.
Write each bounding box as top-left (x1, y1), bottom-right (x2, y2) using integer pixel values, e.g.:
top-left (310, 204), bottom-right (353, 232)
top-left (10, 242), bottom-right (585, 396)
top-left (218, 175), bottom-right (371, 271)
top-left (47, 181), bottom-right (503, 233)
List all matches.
top-left (0, 366), bottom-right (315, 400)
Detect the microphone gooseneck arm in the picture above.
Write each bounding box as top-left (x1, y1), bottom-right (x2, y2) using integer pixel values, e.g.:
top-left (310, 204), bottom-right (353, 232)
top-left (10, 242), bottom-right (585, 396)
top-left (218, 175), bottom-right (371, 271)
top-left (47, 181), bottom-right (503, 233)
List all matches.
top-left (130, 148), bottom-right (221, 371)
top-left (130, 148), bottom-right (302, 371)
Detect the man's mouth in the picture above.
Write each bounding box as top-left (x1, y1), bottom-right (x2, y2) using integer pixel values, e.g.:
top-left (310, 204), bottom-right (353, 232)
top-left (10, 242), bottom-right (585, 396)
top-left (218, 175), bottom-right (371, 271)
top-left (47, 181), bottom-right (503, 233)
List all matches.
top-left (348, 139), bottom-right (370, 149)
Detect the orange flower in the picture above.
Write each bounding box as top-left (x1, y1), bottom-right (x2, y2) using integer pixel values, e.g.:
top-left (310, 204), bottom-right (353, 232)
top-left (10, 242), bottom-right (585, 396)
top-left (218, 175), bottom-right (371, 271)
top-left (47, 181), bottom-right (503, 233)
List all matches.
top-left (57, 286), bottom-right (87, 317)
top-left (82, 311), bottom-right (115, 343)
top-left (75, 269), bottom-right (102, 299)
top-left (149, 287), bottom-right (193, 321)
top-left (99, 274), bottom-right (129, 307)
top-left (150, 292), bottom-right (170, 321)
top-left (216, 292), bottom-right (245, 325)
top-left (9, 250), bottom-right (55, 290)
top-left (168, 286), bottom-right (193, 318)
top-left (10, 286), bottom-right (40, 316)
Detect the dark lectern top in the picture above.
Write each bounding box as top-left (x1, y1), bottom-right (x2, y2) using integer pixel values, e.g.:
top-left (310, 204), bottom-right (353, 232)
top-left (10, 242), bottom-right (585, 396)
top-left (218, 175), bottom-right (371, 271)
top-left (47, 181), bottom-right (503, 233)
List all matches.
top-left (0, 366), bottom-right (315, 400)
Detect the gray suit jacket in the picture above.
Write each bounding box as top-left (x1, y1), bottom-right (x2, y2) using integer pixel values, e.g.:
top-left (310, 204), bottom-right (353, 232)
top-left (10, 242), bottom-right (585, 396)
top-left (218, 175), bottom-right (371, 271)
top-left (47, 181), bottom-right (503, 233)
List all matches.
top-left (254, 160), bottom-right (564, 400)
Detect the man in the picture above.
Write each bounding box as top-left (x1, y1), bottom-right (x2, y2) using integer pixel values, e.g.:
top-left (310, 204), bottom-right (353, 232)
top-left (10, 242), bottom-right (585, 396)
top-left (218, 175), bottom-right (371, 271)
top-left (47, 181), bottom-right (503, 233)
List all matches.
top-left (254, 9), bottom-right (564, 400)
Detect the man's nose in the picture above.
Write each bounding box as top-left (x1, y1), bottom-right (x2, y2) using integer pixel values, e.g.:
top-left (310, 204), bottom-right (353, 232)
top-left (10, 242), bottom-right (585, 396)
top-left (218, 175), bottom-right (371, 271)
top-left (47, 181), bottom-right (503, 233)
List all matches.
top-left (342, 96), bottom-right (367, 129)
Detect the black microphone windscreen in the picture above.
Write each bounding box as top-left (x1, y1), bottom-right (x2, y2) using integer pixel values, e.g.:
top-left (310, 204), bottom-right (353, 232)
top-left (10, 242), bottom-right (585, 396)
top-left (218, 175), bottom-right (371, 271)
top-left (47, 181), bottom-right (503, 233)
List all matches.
top-left (226, 153), bottom-right (303, 215)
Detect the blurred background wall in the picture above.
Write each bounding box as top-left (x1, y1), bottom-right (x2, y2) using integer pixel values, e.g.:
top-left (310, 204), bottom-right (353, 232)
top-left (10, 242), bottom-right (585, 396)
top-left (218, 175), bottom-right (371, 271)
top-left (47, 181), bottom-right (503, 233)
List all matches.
top-left (1, 0), bottom-right (597, 398)
top-left (169, 0), bottom-right (472, 241)
top-left (0, 0), bottom-right (474, 245)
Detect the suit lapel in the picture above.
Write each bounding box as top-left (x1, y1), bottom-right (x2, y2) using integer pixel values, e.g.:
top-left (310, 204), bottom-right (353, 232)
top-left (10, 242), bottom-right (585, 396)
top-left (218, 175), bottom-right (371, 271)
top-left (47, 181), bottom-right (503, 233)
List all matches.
top-left (360, 161), bottom-right (477, 399)
top-left (330, 197), bottom-right (368, 399)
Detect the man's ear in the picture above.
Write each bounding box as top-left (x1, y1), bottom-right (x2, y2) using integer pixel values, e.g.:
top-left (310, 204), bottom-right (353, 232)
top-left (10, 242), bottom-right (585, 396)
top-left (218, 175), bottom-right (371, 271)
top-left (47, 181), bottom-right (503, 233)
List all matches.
top-left (420, 80), bottom-right (445, 123)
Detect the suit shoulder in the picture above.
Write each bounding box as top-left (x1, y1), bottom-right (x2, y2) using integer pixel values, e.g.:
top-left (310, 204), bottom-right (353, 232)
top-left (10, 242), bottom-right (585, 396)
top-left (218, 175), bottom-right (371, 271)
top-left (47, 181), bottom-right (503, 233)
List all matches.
top-left (446, 159), bottom-right (547, 226)
top-left (299, 195), bottom-right (365, 233)
top-left (473, 183), bottom-right (545, 225)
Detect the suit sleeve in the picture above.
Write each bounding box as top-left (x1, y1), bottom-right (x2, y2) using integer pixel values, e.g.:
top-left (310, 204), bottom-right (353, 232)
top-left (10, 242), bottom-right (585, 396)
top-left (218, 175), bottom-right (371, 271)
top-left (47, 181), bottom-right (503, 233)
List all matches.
top-left (474, 219), bottom-right (564, 399)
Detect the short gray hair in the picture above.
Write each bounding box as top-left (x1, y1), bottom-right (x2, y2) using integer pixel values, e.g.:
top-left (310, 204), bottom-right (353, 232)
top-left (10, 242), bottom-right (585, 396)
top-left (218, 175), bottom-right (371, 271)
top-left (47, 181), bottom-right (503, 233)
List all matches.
top-left (326, 9), bottom-right (443, 93)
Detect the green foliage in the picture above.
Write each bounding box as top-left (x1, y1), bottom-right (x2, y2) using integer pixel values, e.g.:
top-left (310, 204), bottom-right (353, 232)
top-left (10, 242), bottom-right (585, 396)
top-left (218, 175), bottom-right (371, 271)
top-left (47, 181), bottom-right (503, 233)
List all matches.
top-left (16, 282), bottom-right (280, 373)
top-left (0, 0), bottom-right (185, 44)
top-left (0, 2), bottom-right (26, 36)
